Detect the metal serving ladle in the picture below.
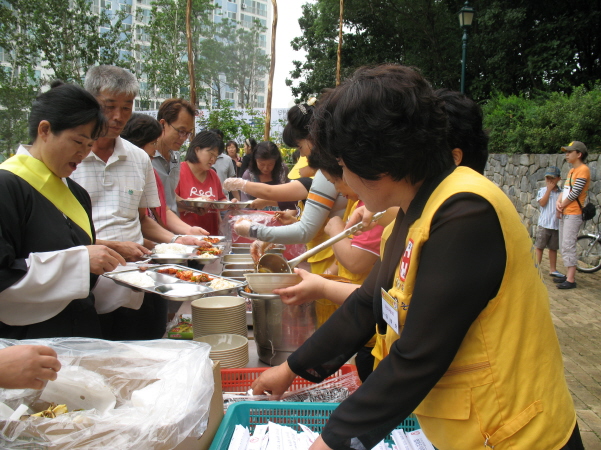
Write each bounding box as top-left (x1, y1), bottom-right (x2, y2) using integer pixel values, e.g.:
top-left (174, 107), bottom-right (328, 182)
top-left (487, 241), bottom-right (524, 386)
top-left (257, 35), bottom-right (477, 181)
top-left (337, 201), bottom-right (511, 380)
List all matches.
top-left (257, 211), bottom-right (386, 274)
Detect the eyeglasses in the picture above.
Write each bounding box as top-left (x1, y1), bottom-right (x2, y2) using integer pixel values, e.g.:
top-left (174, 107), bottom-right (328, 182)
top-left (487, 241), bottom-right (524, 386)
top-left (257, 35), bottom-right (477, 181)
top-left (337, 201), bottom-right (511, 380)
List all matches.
top-left (169, 123), bottom-right (192, 140)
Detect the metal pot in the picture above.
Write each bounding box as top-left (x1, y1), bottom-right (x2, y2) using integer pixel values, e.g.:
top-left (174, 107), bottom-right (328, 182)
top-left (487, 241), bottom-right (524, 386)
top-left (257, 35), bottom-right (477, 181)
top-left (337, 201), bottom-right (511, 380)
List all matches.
top-left (239, 290), bottom-right (317, 366)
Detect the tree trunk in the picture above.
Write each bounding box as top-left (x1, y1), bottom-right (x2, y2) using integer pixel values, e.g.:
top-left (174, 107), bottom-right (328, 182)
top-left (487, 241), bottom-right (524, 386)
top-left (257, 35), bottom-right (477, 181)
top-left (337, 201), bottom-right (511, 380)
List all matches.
top-left (186, 0), bottom-right (196, 137)
top-left (336, 0), bottom-right (344, 86)
top-left (264, 0), bottom-right (277, 141)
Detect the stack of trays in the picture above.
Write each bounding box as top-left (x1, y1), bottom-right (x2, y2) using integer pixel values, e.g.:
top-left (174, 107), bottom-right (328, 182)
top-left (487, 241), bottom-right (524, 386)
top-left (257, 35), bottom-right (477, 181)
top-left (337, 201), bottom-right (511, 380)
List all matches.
top-left (191, 296), bottom-right (248, 338)
top-left (194, 334), bottom-right (249, 368)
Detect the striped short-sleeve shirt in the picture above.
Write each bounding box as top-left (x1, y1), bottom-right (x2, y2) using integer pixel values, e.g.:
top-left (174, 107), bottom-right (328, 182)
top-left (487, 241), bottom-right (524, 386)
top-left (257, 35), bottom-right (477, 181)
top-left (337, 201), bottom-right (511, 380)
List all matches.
top-left (536, 186), bottom-right (560, 230)
top-left (71, 137), bottom-right (160, 244)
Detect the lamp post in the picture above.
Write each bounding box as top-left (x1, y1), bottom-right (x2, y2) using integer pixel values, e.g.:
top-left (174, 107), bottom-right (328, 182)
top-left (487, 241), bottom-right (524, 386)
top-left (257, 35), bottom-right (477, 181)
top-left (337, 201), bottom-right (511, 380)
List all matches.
top-left (458, 1), bottom-right (475, 94)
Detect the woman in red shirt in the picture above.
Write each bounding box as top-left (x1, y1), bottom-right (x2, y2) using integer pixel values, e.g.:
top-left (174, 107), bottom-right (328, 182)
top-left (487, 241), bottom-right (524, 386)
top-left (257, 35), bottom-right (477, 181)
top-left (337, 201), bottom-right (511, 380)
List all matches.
top-left (176, 131), bottom-right (226, 235)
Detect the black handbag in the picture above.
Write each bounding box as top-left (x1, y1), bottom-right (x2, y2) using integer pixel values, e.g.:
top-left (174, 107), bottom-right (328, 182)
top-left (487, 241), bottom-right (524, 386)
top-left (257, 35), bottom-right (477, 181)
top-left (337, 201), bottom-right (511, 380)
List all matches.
top-left (576, 198), bottom-right (596, 221)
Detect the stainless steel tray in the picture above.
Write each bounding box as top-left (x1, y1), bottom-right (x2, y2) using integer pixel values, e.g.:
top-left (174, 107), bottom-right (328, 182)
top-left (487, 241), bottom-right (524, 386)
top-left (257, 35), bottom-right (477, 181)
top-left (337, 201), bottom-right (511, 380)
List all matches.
top-left (177, 199), bottom-right (253, 211)
top-left (230, 243), bottom-right (285, 254)
top-left (150, 244), bottom-right (223, 265)
top-left (102, 265), bottom-right (246, 301)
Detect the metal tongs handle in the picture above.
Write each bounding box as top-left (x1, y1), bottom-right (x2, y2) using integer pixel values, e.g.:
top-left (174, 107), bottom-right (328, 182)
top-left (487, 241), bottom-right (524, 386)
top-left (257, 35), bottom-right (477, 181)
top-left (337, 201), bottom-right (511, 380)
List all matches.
top-left (287, 210), bottom-right (386, 269)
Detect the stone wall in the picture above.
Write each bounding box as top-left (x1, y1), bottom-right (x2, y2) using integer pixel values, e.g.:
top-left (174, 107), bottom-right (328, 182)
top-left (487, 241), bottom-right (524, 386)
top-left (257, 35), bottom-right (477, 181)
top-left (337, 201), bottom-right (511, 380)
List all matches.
top-left (484, 154), bottom-right (600, 237)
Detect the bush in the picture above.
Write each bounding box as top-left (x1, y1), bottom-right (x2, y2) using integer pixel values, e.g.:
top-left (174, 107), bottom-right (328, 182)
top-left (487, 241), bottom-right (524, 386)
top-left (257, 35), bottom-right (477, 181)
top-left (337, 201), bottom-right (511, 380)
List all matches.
top-left (482, 85), bottom-right (601, 154)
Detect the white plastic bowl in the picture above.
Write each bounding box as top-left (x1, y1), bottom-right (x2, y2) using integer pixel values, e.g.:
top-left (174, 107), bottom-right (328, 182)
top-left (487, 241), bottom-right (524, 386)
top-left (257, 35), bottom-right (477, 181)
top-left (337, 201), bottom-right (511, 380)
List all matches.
top-left (194, 333), bottom-right (248, 352)
top-left (244, 273), bottom-right (302, 294)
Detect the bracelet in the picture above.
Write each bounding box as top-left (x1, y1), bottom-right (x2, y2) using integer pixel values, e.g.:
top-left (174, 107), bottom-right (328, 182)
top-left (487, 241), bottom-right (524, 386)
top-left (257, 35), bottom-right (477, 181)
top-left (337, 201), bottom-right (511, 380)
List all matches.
top-left (170, 235), bottom-right (182, 243)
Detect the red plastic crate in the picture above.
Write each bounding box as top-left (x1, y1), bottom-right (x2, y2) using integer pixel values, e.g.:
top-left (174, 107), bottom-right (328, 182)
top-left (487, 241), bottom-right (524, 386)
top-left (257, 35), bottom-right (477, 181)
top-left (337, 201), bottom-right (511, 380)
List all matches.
top-left (221, 364), bottom-right (358, 393)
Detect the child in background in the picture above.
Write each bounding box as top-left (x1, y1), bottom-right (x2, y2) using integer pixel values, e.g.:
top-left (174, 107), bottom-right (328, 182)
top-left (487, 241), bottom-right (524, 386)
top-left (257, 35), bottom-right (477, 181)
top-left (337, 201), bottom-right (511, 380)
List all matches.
top-left (535, 166), bottom-right (563, 278)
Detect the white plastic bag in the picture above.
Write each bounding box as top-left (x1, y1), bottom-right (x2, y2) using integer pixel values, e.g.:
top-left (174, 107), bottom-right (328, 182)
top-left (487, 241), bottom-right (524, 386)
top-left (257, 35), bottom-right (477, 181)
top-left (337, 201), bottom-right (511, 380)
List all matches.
top-left (0, 338), bottom-right (214, 450)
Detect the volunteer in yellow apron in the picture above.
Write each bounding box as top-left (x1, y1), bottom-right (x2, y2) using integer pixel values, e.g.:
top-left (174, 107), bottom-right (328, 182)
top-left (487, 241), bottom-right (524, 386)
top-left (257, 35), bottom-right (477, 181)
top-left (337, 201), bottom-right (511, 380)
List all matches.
top-left (250, 65), bottom-right (582, 450)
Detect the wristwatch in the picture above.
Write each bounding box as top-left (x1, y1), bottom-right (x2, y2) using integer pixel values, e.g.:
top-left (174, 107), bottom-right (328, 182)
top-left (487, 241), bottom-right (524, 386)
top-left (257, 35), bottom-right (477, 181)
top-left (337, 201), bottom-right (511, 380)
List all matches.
top-left (249, 225), bottom-right (259, 239)
top-left (170, 235), bottom-right (182, 243)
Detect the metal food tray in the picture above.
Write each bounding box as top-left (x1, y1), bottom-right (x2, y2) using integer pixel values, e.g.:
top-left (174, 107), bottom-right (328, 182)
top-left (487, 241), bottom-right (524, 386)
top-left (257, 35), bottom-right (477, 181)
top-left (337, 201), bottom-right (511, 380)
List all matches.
top-left (150, 244), bottom-right (224, 265)
top-left (177, 199), bottom-right (253, 211)
top-left (102, 265), bottom-right (246, 301)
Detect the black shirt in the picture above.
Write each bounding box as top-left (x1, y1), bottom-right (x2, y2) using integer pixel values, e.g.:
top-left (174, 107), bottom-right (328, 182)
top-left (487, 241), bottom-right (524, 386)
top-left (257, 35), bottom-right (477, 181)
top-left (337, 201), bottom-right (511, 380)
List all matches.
top-left (287, 170), bottom-right (506, 449)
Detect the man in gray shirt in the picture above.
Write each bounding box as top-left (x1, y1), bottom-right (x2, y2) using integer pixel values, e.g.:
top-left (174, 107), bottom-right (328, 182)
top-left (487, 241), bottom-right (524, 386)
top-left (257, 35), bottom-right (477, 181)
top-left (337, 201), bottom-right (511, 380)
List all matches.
top-left (153, 98), bottom-right (196, 215)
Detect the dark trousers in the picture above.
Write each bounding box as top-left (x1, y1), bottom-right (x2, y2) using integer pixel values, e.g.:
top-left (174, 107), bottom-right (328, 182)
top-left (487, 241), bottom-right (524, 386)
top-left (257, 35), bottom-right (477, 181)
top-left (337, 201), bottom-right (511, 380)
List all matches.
top-left (561, 423), bottom-right (584, 450)
top-left (99, 292), bottom-right (167, 340)
top-left (0, 297), bottom-right (102, 339)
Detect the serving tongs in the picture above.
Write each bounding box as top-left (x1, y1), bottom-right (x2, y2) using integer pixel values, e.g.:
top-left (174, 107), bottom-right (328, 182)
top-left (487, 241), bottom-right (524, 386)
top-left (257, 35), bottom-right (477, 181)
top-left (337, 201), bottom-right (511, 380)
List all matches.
top-left (257, 211), bottom-right (386, 274)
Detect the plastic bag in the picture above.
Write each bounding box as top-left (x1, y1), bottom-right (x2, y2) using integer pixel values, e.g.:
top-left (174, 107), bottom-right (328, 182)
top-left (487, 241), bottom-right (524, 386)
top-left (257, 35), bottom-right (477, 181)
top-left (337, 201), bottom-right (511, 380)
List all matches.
top-left (222, 210), bottom-right (307, 260)
top-left (0, 338), bottom-right (214, 450)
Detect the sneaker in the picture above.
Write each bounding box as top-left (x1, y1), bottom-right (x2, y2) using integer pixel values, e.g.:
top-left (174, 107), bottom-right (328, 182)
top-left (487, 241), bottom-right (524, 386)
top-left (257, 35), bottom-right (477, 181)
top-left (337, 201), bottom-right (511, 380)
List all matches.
top-left (557, 281), bottom-right (577, 289)
top-left (553, 276), bottom-right (567, 283)
top-left (550, 271), bottom-right (565, 278)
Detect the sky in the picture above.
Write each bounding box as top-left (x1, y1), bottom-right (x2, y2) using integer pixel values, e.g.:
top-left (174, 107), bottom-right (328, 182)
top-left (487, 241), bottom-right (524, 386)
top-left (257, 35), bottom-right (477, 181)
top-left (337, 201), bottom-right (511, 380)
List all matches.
top-left (270, 1), bottom-right (314, 108)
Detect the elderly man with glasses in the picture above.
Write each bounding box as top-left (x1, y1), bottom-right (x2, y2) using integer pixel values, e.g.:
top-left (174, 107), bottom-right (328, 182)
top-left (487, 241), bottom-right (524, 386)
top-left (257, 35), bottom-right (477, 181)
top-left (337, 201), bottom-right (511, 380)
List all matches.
top-left (153, 98), bottom-right (196, 216)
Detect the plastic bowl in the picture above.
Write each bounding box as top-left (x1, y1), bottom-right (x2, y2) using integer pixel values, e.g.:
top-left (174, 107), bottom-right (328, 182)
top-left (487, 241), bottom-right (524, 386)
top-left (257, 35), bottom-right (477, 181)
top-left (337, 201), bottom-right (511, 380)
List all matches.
top-left (244, 273), bottom-right (302, 294)
top-left (194, 333), bottom-right (248, 351)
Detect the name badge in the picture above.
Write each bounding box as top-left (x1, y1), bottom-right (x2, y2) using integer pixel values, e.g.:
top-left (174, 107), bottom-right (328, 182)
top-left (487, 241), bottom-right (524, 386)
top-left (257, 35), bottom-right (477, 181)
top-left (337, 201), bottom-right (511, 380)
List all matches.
top-left (381, 288), bottom-right (400, 335)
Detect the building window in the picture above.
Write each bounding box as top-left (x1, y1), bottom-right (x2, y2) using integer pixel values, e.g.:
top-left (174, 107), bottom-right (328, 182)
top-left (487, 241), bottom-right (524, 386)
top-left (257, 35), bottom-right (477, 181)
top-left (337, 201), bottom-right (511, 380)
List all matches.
top-left (137, 8), bottom-right (151, 24)
top-left (225, 91), bottom-right (234, 100)
top-left (101, 0), bottom-right (112, 10)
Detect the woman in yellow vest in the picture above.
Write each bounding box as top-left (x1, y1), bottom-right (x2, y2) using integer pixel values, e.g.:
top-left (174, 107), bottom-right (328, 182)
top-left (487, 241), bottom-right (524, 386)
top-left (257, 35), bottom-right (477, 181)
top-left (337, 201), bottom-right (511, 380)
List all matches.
top-left (251, 65), bottom-right (582, 450)
top-left (0, 82), bottom-right (125, 339)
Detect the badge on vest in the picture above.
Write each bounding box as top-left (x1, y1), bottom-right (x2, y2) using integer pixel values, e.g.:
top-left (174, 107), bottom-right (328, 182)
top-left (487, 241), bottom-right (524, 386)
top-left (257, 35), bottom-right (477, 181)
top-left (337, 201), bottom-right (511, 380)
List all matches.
top-left (381, 288), bottom-right (400, 335)
top-left (399, 239), bottom-right (414, 282)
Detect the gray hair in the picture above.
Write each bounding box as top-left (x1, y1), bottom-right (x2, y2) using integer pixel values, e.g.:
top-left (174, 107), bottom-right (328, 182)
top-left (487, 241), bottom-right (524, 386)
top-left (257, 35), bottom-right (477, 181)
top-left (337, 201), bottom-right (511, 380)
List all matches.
top-left (84, 65), bottom-right (139, 97)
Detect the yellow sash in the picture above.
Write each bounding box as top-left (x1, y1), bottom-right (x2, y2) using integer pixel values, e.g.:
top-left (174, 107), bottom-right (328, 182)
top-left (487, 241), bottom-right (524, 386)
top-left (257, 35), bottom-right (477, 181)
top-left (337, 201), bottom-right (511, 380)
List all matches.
top-left (0, 154), bottom-right (93, 241)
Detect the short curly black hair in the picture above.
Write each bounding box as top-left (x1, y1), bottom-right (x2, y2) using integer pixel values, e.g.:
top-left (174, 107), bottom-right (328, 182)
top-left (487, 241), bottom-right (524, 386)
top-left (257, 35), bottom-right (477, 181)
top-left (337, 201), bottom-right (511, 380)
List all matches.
top-left (435, 88), bottom-right (489, 174)
top-left (309, 65), bottom-right (452, 184)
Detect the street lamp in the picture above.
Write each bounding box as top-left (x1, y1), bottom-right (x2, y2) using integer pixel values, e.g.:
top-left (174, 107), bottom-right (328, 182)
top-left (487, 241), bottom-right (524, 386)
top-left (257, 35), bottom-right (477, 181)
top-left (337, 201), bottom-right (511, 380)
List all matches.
top-left (458, 1), bottom-right (475, 94)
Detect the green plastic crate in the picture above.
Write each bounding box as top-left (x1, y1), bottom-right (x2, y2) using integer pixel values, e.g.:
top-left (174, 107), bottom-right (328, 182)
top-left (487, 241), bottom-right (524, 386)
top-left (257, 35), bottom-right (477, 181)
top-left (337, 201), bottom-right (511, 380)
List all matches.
top-left (208, 401), bottom-right (420, 450)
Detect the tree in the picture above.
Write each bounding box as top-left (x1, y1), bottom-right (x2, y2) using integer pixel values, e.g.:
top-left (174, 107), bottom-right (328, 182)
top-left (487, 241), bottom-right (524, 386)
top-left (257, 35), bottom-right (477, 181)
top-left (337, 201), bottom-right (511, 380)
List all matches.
top-left (0, 0), bottom-right (130, 155)
top-left (196, 19), bottom-right (236, 108)
top-left (224, 20), bottom-right (271, 108)
top-left (142, 0), bottom-right (215, 101)
top-left (288, 0), bottom-right (458, 101)
top-left (287, 0), bottom-right (601, 102)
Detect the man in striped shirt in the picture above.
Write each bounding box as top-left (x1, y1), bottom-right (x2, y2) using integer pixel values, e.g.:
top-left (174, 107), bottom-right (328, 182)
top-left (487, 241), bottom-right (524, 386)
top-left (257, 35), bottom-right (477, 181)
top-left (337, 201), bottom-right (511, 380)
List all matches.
top-left (555, 141), bottom-right (591, 289)
top-left (535, 166), bottom-right (562, 278)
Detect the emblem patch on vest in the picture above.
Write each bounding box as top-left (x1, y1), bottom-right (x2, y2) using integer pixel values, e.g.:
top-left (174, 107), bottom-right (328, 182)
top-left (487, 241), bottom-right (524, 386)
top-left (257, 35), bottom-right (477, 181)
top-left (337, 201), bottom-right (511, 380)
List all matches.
top-left (399, 239), bottom-right (414, 282)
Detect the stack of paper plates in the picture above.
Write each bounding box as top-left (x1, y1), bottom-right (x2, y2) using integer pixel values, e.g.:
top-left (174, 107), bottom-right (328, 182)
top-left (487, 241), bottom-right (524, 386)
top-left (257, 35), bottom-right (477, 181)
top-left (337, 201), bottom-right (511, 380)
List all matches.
top-left (191, 296), bottom-right (247, 339)
top-left (194, 334), bottom-right (249, 368)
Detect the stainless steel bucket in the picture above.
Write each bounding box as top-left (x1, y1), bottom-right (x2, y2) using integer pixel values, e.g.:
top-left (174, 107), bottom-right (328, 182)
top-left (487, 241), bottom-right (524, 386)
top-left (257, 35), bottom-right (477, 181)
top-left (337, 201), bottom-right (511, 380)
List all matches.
top-left (239, 290), bottom-right (318, 366)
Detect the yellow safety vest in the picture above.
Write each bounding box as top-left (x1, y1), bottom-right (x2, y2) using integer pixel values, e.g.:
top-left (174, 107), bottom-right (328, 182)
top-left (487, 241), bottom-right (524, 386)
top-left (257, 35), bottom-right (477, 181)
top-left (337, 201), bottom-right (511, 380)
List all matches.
top-left (372, 167), bottom-right (575, 450)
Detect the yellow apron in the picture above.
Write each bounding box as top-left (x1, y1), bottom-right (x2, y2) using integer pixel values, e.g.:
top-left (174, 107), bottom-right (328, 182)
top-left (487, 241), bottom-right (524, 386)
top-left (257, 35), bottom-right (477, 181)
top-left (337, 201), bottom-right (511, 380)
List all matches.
top-left (372, 167), bottom-right (575, 450)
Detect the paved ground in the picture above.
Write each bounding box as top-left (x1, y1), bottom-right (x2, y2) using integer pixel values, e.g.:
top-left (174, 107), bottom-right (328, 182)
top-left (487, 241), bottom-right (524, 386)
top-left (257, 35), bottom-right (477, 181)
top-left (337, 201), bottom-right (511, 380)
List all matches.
top-left (540, 252), bottom-right (601, 449)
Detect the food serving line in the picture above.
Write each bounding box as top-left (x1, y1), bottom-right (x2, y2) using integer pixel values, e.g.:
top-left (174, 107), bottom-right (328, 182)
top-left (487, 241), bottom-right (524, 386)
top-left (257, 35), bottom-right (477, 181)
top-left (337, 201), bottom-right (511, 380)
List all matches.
top-left (0, 203), bottom-right (430, 450)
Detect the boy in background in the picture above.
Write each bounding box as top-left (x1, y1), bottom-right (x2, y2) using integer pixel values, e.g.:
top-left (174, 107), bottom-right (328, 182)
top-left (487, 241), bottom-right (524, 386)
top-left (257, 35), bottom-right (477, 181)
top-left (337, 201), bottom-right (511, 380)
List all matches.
top-left (535, 166), bottom-right (563, 278)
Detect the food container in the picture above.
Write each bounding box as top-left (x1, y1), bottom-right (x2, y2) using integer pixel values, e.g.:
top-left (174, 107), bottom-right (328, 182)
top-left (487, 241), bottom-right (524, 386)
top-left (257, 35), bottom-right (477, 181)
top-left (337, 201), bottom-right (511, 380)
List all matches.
top-left (222, 254), bottom-right (255, 264)
top-left (223, 263), bottom-right (256, 271)
top-left (239, 290), bottom-right (317, 366)
top-left (220, 270), bottom-right (254, 283)
top-left (229, 243), bottom-right (285, 254)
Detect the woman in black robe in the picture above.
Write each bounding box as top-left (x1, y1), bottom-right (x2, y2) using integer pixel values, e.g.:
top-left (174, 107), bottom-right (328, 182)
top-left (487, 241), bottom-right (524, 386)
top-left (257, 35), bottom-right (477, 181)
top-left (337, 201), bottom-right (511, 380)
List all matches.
top-left (0, 82), bottom-right (125, 339)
